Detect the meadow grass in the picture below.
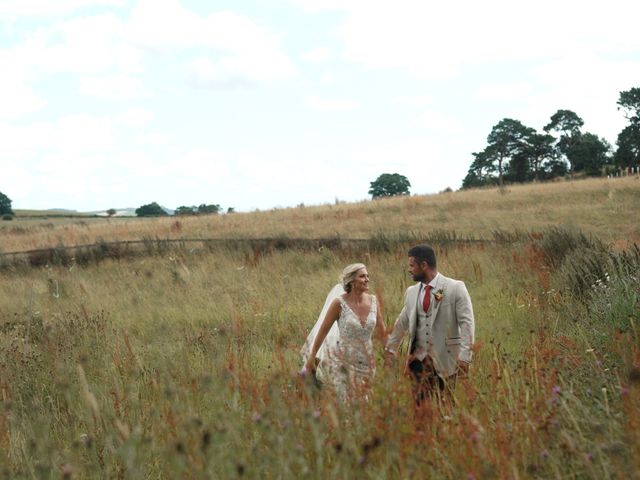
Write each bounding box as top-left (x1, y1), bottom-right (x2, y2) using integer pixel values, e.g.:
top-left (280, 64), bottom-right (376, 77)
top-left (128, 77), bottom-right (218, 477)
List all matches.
top-left (2, 176), bottom-right (639, 254)
top-left (1, 230), bottom-right (638, 478)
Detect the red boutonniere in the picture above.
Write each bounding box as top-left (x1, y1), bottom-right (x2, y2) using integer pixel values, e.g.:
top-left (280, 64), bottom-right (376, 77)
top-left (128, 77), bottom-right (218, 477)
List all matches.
top-left (434, 289), bottom-right (444, 302)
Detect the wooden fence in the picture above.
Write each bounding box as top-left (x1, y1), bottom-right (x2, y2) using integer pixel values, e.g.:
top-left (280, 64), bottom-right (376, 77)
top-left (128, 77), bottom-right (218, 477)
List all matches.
top-left (0, 230), bottom-right (526, 270)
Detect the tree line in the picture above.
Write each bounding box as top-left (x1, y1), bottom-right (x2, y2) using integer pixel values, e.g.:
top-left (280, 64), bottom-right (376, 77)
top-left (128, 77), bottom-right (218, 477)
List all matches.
top-left (462, 87), bottom-right (640, 188)
top-left (0, 195), bottom-right (234, 220)
top-left (134, 202), bottom-right (234, 217)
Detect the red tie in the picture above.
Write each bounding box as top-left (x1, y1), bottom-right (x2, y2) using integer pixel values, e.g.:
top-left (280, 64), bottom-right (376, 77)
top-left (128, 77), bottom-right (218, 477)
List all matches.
top-left (422, 285), bottom-right (432, 313)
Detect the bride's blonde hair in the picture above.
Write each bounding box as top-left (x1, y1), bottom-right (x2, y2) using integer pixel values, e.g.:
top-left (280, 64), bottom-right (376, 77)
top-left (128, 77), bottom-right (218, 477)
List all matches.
top-left (341, 263), bottom-right (367, 293)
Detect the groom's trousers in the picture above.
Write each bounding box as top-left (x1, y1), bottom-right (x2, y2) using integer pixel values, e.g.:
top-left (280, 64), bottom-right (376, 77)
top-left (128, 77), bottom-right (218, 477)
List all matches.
top-left (408, 357), bottom-right (455, 405)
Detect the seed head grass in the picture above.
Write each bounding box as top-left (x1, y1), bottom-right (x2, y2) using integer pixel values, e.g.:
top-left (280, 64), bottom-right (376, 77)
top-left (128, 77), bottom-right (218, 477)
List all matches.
top-left (1, 231), bottom-right (638, 477)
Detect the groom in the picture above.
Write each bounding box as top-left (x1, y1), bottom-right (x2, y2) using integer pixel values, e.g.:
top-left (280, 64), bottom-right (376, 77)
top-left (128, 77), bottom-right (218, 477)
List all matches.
top-left (385, 244), bottom-right (475, 402)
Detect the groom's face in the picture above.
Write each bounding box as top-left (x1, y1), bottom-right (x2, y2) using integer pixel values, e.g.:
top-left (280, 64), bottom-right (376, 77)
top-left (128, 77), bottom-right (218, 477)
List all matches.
top-left (408, 256), bottom-right (427, 282)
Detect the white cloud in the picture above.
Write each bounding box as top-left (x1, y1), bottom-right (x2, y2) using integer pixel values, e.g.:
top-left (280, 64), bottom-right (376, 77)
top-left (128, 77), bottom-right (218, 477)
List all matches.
top-left (24, 14), bottom-right (142, 75)
top-left (474, 83), bottom-right (532, 102)
top-left (128, 1), bottom-right (296, 88)
top-left (111, 150), bottom-right (166, 177)
top-left (174, 148), bottom-right (232, 180)
top-left (305, 95), bottom-right (359, 111)
top-left (515, 54), bottom-right (640, 142)
top-left (0, 114), bottom-right (117, 208)
top-left (293, 0), bottom-right (640, 78)
top-left (117, 107), bottom-right (154, 127)
top-left (395, 95), bottom-right (433, 107)
top-left (50, 115), bottom-right (115, 153)
top-left (348, 139), bottom-right (464, 194)
top-left (319, 72), bottom-right (335, 84)
top-left (0, 75), bottom-right (47, 119)
top-left (134, 132), bottom-right (172, 145)
top-left (126, 0), bottom-right (205, 51)
top-left (186, 50), bottom-right (294, 89)
top-left (5, 0), bottom-right (639, 212)
top-left (302, 47), bottom-right (333, 63)
top-left (0, 0), bottom-right (125, 17)
top-left (0, 43), bottom-right (47, 119)
top-left (80, 74), bottom-right (150, 100)
top-left (0, 163), bottom-right (32, 200)
top-left (416, 110), bottom-right (463, 133)
top-left (37, 152), bottom-right (107, 177)
top-left (0, 12), bottom-right (144, 127)
top-left (288, 0), bottom-right (353, 12)
top-left (0, 114), bottom-right (114, 160)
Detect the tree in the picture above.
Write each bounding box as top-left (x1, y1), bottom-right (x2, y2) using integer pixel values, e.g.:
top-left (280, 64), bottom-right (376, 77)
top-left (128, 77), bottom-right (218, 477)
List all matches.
top-left (135, 202), bottom-right (168, 217)
top-left (175, 205), bottom-right (197, 216)
top-left (524, 133), bottom-right (557, 181)
top-left (543, 109), bottom-right (584, 174)
top-left (368, 173), bottom-right (411, 198)
top-left (570, 133), bottom-right (611, 176)
top-left (462, 147), bottom-right (498, 188)
top-left (0, 191), bottom-right (13, 216)
top-left (614, 125), bottom-right (640, 169)
top-left (614, 87), bottom-right (640, 169)
top-left (617, 87), bottom-right (640, 122)
top-left (543, 157), bottom-right (569, 179)
top-left (469, 118), bottom-right (536, 186)
top-left (106, 208), bottom-right (117, 217)
top-left (197, 204), bottom-right (221, 214)
top-left (505, 150), bottom-right (532, 183)
top-left (461, 168), bottom-right (487, 189)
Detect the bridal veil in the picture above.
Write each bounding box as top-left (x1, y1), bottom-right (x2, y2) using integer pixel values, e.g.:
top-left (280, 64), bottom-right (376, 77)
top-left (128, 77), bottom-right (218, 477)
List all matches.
top-left (300, 283), bottom-right (345, 380)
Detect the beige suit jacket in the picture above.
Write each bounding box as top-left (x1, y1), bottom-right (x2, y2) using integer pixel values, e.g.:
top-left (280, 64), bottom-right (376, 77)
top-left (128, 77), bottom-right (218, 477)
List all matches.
top-left (386, 274), bottom-right (475, 378)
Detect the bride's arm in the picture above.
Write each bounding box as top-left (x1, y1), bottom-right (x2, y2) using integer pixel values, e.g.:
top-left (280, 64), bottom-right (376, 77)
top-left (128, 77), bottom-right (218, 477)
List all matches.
top-left (304, 299), bottom-right (341, 372)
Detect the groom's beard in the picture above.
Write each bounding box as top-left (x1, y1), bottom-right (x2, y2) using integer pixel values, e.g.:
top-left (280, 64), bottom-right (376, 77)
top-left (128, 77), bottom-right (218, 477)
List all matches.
top-left (412, 272), bottom-right (426, 282)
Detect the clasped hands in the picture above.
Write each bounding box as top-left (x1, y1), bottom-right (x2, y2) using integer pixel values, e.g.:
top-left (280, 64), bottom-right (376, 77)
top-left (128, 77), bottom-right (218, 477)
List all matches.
top-left (299, 358), bottom-right (319, 377)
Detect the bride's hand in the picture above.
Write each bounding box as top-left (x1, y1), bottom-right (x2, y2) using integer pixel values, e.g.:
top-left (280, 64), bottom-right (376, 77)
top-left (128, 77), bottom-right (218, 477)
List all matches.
top-left (299, 362), bottom-right (316, 377)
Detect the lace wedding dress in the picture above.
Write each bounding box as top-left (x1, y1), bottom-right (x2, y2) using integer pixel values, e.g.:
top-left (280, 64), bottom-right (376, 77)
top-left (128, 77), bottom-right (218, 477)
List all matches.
top-left (325, 295), bottom-right (378, 399)
top-left (301, 285), bottom-right (378, 400)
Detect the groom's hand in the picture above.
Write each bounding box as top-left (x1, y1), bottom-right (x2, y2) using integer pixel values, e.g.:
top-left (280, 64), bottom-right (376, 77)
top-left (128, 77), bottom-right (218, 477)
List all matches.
top-left (383, 347), bottom-right (396, 367)
top-left (403, 353), bottom-right (420, 377)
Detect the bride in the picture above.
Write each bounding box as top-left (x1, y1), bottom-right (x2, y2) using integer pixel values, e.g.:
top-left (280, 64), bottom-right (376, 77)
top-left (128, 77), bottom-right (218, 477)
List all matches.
top-left (300, 263), bottom-right (387, 400)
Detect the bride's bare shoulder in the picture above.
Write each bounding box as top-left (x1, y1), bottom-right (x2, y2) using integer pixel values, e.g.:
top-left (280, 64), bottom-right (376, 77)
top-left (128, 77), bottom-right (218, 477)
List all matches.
top-left (331, 296), bottom-right (345, 308)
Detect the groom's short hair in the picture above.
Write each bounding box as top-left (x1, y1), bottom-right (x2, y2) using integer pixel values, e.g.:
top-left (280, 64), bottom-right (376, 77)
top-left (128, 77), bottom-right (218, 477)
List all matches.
top-left (408, 244), bottom-right (437, 268)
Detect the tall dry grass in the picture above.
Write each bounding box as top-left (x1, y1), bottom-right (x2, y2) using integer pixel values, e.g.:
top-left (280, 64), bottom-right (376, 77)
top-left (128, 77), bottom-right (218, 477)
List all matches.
top-left (1, 231), bottom-right (638, 478)
top-left (2, 176), bottom-right (639, 253)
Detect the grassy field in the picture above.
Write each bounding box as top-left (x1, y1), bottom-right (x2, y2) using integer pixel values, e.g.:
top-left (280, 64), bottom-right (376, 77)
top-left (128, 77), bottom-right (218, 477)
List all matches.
top-left (2, 176), bottom-right (639, 254)
top-left (1, 178), bottom-right (639, 478)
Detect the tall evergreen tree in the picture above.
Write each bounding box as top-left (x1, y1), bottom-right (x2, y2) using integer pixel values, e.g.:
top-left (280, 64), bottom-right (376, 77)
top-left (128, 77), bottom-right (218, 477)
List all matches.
top-left (463, 118), bottom-right (535, 187)
top-left (0, 191), bottom-right (13, 216)
top-left (543, 109), bottom-right (584, 174)
top-left (570, 133), bottom-right (611, 176)
top-left (614, 87), bottom-right (640, 169)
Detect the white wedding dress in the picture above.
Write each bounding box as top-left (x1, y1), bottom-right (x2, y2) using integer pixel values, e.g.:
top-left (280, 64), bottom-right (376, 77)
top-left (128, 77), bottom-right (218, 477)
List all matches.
top-left (301, 285), bottom-right (377, 400)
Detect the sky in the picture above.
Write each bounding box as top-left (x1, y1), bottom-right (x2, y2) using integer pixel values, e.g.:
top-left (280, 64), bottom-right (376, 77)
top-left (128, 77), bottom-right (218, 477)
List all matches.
top-left (1, 0), bottom-right (639, 212)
